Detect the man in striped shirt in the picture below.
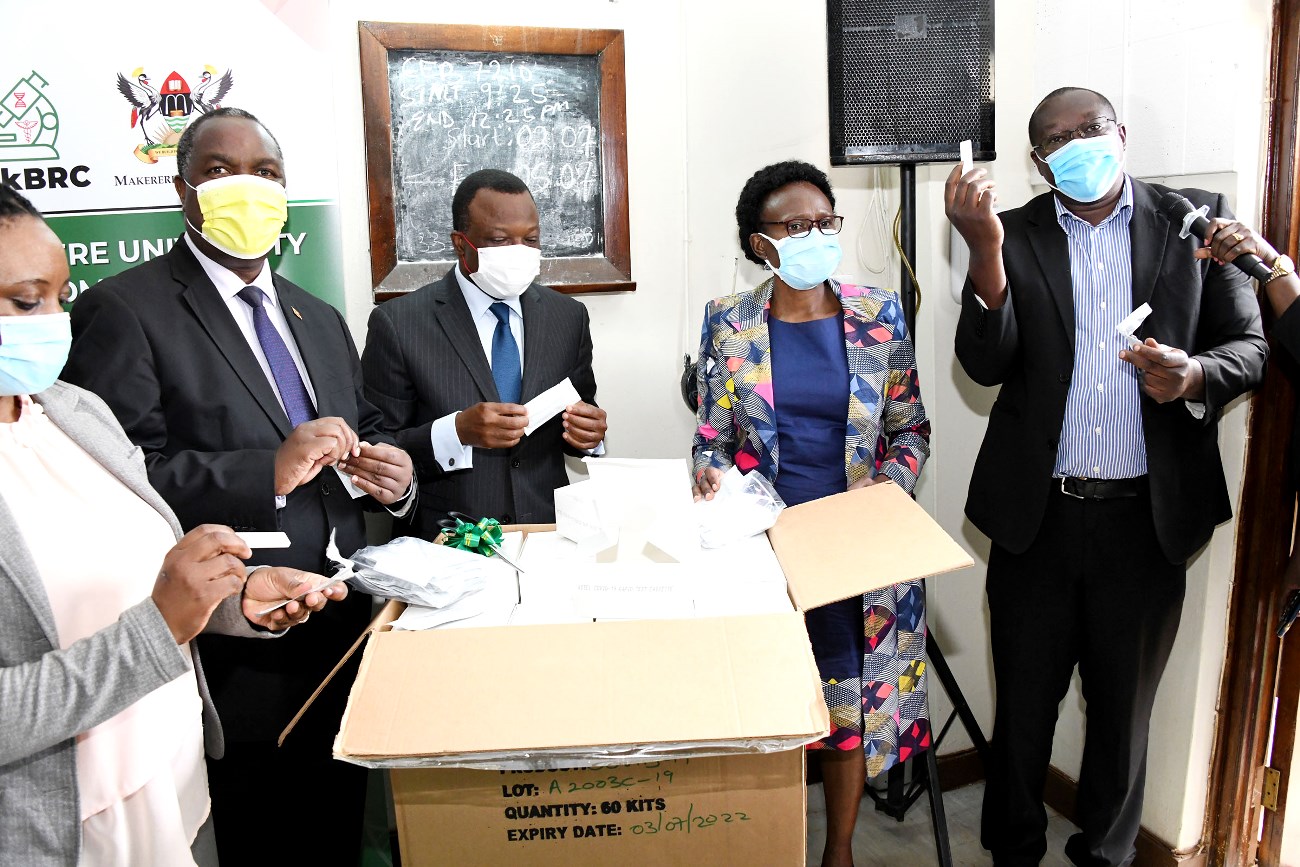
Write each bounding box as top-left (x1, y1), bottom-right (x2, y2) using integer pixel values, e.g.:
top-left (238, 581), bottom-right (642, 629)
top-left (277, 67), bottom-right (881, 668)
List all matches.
top-left (945, 87), bottom-right (1267, 867)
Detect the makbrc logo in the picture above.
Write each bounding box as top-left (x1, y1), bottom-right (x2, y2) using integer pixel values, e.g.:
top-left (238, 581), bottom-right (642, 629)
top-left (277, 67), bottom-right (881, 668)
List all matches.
top-left (116, 64), bottom-right (234, 164)
top-left (0, 69), bottom-right (90, 191)
top-left (0, 70), bottom-right (60, 162)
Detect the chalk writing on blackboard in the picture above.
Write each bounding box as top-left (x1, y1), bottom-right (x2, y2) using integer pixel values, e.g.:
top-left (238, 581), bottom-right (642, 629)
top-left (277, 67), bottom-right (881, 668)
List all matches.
top-left (359, 23), bottom-right (632, 295)
top-left (388, 50), bottom-right (604, 263)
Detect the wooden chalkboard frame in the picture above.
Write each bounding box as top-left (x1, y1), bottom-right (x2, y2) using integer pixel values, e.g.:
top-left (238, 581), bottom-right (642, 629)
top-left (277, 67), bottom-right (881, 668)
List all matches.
top-left (359, 21), bottom-right (634, 298)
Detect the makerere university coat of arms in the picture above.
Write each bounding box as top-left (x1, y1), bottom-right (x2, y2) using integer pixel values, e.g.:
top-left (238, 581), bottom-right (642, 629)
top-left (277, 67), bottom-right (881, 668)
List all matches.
top-left (116, 65), bottom-right (233, 164)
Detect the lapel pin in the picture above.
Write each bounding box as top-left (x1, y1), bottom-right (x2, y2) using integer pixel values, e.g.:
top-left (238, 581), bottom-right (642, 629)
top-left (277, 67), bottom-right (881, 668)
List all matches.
top-left (291, 307), bottom-right (302, 320)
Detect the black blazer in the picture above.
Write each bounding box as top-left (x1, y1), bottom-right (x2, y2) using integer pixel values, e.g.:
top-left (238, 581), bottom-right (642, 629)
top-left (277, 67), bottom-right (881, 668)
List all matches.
top-left (62, 239), bottom-right (386, 744)
top-left (362, 269), bottom-right (598, 536)
top-left (956, 179), bottom-right (1268, 565)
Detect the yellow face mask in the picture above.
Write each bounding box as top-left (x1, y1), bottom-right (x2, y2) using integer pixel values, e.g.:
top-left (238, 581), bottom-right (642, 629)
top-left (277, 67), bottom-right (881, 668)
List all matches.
top-left (186, 174), bottom-right (288, 260)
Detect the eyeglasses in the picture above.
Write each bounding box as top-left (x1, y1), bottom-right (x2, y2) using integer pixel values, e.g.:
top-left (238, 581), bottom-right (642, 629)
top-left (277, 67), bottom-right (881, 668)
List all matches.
top-left (1033, 117), bottom-right (1118, 158)
top-left (758, 215), bottom-right (845, 238)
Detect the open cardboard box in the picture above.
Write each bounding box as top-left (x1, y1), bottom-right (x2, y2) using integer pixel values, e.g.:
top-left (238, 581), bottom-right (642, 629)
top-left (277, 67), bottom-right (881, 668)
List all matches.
top-left (287, 481), bottom-right (972, 865)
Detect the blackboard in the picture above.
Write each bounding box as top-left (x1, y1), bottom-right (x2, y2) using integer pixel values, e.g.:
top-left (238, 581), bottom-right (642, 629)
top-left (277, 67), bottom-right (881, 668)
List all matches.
top-left (359, 23), bottom-right (633, 297)
top-left (390, 50), bottom-right (603, 262)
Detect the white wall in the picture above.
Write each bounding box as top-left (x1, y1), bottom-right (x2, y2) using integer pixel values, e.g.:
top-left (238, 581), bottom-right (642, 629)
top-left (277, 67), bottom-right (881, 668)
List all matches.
top-left (324, 0), bottom-right (1272, 849)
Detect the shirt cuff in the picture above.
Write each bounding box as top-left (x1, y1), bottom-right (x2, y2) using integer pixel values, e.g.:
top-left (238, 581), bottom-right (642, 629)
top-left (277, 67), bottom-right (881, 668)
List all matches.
top-left (585, 440), bottom-right (606, 457)
top-left (970, 285), bottom-right (1011, 310)
top-left (431, 412), bottom-right (474, 471)
top-left (386, 478), bottom-right (418, 518)
top-left (1184, 400), bottom-right (1207, 420)
top-left (275, 494), bottom-right (286, 509)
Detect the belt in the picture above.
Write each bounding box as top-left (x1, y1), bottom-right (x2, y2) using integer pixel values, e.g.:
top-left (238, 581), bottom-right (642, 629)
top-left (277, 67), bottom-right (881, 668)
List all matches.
top-left (1057, 476), bottom-right (1145, 500)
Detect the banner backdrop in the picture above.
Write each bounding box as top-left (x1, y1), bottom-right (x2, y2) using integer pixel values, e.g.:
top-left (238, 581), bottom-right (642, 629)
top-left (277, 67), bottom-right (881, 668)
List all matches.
top-left (1, 0), bottom-right (344, 308)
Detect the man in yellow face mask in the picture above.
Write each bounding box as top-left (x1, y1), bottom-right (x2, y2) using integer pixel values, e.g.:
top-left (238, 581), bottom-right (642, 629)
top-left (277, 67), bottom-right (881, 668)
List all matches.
top-left (62, 106), bottom-right (415, 867)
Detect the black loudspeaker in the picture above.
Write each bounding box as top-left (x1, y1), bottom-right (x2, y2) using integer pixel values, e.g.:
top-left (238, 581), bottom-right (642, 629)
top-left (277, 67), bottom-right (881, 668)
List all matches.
top-left (828, 0), bottom-right (995, 166)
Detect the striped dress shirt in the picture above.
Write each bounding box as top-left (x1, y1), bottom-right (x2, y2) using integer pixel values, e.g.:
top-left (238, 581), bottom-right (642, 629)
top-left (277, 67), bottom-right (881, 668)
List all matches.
top-left (1052, 177), bottom-right (1147, 479)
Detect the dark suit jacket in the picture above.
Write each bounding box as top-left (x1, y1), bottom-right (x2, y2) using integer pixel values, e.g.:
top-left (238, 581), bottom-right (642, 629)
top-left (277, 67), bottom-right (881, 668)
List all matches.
top-left (62, 239), bottom-right (385, 745)
top-left (956, 178), bottom-right (1268, 565)
top-left (362, 269), bottom-right (598, 535)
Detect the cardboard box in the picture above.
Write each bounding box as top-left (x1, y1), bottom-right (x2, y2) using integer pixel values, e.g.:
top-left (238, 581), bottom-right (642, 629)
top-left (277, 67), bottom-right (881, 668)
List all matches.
top-left (292, 481), bottom-right (972, 865)
top-left (391, 751), bottom-right (806, 866)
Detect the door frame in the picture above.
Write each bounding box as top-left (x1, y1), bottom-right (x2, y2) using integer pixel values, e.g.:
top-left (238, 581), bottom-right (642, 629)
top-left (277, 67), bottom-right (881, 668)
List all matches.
top-left (1204, 2), bottom-right (1300, 863)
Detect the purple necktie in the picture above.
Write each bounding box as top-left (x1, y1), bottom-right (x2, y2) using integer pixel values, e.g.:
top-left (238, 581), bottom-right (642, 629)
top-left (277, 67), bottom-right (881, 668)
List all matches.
top-left (237, 285), bottom-right (316, 428)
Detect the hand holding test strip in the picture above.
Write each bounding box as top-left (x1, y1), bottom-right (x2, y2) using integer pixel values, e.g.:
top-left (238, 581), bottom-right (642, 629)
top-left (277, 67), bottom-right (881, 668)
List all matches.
top-left (255, 528), bottom-right (356, 616)
top-left (333, 465), bottom-right (368, 499)
top-left (522, 377), bottom-right (582, 436)
top-left (1115, 303), bottom-right (1153, 347)
top-left (958, 139), bottom-right (995, 207)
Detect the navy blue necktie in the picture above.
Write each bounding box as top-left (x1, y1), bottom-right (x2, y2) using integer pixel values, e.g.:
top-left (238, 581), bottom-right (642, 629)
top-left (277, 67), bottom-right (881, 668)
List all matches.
top-left (489, 302), bottom-right (522, 404)
top-left (237, 285), bottom-right (317, 428)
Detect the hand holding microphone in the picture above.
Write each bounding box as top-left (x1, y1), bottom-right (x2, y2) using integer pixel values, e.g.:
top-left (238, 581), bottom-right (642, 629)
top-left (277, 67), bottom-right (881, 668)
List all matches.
top-left (1193, 218), bottom-right (1276, 278)
top-left (1161, 191), bottom-right (1300, 319)
top-left (1158, 191), bottom-right (1287, 282)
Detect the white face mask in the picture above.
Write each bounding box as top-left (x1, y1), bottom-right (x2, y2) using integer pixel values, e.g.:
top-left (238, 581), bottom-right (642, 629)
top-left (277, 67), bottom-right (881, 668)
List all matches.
top-left (470, 243), bottom-right (542, 299)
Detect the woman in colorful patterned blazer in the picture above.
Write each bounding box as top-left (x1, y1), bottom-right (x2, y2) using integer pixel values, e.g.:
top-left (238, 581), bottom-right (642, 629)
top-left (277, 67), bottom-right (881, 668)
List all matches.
top-left (691, 160), bottom-right (931, 867)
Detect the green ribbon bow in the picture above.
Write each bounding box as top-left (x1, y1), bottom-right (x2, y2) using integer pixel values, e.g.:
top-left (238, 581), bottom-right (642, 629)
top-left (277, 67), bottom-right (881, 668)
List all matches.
top-left (444, 515), bottom-right (504, 557)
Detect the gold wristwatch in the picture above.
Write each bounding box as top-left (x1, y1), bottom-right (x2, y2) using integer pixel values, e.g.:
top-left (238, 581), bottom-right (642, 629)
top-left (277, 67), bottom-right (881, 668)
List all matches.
top-left (1266, 253), bottom-right (1296, 283)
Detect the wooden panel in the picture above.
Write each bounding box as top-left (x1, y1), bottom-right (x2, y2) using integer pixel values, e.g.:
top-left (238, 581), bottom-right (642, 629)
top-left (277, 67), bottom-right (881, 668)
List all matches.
top-left (935, 747), bottom-right (985, 793)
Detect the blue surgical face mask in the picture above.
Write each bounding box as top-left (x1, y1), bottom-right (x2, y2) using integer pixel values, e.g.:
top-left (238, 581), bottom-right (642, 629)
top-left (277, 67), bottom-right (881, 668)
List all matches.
top-left (0, 312), bottom-right (71, 397)
top-left (1041, 133), bottom-right (1125, 204)
top-left (761, 232), bottom-right (843, 291)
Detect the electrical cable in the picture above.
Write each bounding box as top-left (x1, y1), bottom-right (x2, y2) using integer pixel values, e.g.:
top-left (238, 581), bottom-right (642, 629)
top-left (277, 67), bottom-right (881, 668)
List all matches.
top-left (858, 166), bottom-right (894, 276)
top-left (892, 206), bottom-right (922, 314)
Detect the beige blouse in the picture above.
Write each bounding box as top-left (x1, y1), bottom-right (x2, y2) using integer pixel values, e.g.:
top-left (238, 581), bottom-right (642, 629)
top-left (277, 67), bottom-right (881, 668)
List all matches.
top-left (0, 396), bottom-right (208, 866)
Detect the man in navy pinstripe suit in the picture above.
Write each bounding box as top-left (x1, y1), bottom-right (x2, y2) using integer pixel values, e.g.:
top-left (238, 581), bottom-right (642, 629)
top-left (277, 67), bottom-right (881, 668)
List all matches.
top-left (362, 169), bottom-right (606, 538)
top-left (945, 87), bottom-right (1266, 867)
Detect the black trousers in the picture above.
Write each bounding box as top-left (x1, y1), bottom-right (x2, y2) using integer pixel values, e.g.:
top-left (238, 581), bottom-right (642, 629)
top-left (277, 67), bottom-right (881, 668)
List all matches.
top-left (980, 483), bottom-right (1185, 867)
top-left (206, 740), bottom-right (367, 867)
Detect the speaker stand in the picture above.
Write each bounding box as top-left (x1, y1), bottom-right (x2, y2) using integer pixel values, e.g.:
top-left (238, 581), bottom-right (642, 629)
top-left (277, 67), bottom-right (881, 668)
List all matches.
top-left (863, 628), bottom-right (990, 867)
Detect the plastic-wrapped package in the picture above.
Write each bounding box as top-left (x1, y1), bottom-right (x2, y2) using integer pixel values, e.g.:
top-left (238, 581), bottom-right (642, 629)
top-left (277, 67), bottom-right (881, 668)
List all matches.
top-left (346, 535), bottom-right (494, 608)
top-left (695, 467), bottom-right (786, 549)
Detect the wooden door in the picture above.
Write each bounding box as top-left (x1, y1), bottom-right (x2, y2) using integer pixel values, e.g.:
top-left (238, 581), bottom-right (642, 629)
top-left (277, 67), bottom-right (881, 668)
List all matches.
top-left (1205, 3), bottom-right (1300, 863)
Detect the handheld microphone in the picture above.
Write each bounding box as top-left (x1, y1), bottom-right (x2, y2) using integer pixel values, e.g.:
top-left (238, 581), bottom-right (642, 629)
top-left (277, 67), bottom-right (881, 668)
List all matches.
top-left (1158, 191), bottom-right (1272, 283)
